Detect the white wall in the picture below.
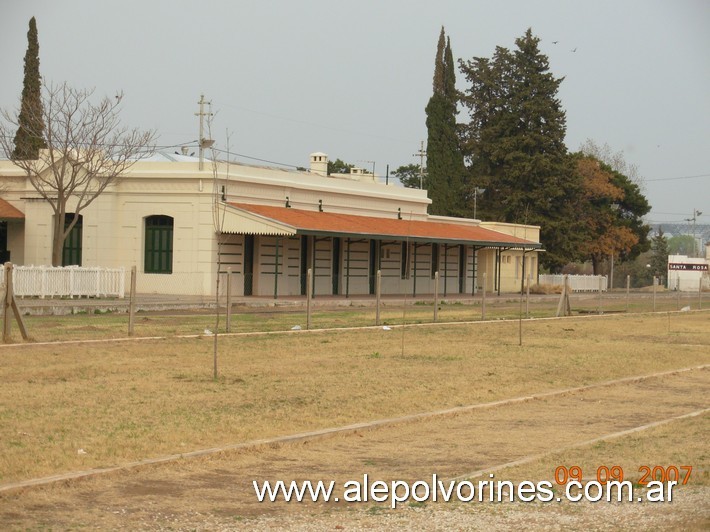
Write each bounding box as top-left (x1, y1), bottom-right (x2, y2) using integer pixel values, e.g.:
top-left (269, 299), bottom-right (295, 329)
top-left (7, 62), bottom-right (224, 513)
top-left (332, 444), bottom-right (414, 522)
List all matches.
top-left (0, 158), bottom-right (540, 297)
top-left (667, 255), bottom-right (710, 291)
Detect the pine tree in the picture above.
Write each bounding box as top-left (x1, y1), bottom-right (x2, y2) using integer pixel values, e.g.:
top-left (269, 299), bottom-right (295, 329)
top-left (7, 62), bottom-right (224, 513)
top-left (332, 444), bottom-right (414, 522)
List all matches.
top-left (424, 28), bottom-right (466, 216)
top-left (459, 28), bottom-right (578, 269)
top-left (12, 17), bottom-right (46, 160)
top-left (392, 163), bottom-right (423, 189)
top-left (649, 228), bottom-right (669, 282)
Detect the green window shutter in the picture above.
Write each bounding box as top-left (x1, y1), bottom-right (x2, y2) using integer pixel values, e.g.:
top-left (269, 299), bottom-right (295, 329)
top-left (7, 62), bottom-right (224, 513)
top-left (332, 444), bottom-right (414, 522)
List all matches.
top-left (144, 215), bottom-right (173, 274)
top-left (62, 214), bottom-right (82, 267)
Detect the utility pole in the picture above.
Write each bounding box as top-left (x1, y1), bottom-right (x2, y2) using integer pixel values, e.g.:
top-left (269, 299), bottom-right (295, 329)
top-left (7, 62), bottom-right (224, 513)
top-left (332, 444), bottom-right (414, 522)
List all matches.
top-left (413, 141), bottom-right (426, 189)
top-left (195, 94), bottom-right (214, 171)
top-left (692, 208), bottom-right (702, 256)
top-left (684, 208), bottom-right (703, 256)
top-left (360, 160), bottom-right (376, 180)
top-left (473, 187), bottom-right (485, 220)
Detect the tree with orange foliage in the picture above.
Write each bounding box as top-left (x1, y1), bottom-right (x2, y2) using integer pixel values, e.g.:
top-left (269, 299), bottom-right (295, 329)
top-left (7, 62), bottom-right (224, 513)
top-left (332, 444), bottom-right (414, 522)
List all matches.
top-left (574, 156), bottom-right (650, 274)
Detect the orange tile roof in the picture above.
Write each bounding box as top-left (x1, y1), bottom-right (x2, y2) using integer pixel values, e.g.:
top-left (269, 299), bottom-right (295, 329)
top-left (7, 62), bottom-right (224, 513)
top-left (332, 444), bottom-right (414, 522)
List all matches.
top-left (230, 203), bottom-right (539, 247)
top-left (0, 199), bottom-right (24, 220)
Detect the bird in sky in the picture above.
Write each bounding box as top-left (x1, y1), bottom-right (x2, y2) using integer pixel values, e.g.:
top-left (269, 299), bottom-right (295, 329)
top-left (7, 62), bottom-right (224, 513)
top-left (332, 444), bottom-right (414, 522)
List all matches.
top-left (571, 47), bottom-right (577, 52)
top-left (552, 40), bottom-right (559, 44)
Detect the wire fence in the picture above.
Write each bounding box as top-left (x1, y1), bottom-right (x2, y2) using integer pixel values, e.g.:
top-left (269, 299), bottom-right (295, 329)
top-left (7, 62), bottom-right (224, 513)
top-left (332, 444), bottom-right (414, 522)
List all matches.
top-left (2, 268), bottom-right (708, 344)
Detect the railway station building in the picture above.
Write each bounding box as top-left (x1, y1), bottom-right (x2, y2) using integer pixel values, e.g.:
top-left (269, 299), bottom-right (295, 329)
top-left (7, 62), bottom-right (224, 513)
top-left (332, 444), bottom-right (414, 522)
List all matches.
top-left (0, 151), bottom-right (541, 298)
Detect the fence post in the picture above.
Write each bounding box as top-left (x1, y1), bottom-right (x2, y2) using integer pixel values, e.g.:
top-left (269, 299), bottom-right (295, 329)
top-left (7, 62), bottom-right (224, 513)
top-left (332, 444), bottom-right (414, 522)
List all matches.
top-left (518, 266), bottom-right (524, 346)
top-left (481, 272), bottom-right (487, 320)
top-left (556, 275), bottom-right (565, 317)
top-left (526, 273), bottom-right (530, 318)
top-left (3, 262), bottom-right (28, 342)
top-left (3, 263), bottom-right (12, 342)
top-left (652, 276), bottom-right (657, 312)
top-left (128, 266), bottom-right (136, 336)
top-left (626, 275), bottom-right (630, 313)
top-left (433, 271), bottom-right (439, 323)
top-left (375, 269), bottom-right (381, 326)
top-left (676, 277), bottom-right (681, 310)
top-left (226, 267), bottom-right (232, 333)
top-left (306, 268), bottom-right (312, 330)
top-left (598, 276), bottom-right (603, 314)
top-left (274, 238), bottom-right (279, 300)
top-left (700, 277), bottom-right (703, 310)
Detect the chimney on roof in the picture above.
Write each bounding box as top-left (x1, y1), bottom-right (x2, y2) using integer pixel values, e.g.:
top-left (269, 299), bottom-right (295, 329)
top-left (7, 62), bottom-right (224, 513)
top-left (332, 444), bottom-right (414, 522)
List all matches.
top-left (310, 152), bottom-right (328, 176)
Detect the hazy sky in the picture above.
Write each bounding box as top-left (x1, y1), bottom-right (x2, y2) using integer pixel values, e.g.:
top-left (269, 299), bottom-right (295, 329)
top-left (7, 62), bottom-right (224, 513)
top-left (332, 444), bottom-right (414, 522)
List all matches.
top-left (1, 0), bottom-right (708, 229)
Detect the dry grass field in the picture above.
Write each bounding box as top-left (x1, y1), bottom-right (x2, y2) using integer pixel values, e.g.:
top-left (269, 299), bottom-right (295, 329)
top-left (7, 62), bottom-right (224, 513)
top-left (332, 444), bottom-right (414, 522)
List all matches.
top-left (9, 289), bottom-right (706, 343)
top-left (0, 310), bottom-right (708, 529)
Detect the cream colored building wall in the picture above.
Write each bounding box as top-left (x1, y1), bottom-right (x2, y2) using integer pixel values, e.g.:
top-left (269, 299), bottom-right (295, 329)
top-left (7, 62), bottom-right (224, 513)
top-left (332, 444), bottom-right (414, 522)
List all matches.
top-left (477, 221), bottom-right (540, 292)
top-left (477, 248), bottom-right (538, 293)
top-left (283, 236), bottom-right (302, 295)
top-left (0, 161), bottom-right (220, 295)
top-left (479, 221), bottom-right (540, 243)
top-left (342, 240), bottom-right (370, 295)
top-left (430, 217), bottom-right (540, 294)
top-left (20, 199), bottom-right (52, 265)
top-left (379, 241), bottom-right (403, 292)
top-left (214, 160), bottom-right (431, 220)
top-left (254, 235), bottom-right (303, 297)
top-left (440, 245), bottom-right (461, 295)
top-left (313, 237), bottom-right (332, 295)
top-left (417, 244), bottom-right (436, 294)
top-left (0, 158), bottom-right (540, 296)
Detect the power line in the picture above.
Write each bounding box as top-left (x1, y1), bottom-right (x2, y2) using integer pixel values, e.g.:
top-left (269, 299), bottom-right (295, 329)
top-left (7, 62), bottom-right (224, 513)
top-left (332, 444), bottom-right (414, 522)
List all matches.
top-left (209, 147), bottom-right (302, 169)
top-left (3, 127), bottom-right (708, 182)
top-left (646, 173), bottom-right (710, 182)
top-left (217, 102), bottom-right (412, 146)
top-left (651, 211), bottom-right (709, 217)
top-left (0, 134), bottom-right (197, 151)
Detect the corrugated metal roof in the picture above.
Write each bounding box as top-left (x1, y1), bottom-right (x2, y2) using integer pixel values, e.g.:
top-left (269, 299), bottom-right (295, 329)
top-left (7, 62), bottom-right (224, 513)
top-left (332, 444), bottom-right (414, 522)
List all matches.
top-left (228, 203), bottom-right (540, 248)
top-left (0, 199), bottom-right (24, 220)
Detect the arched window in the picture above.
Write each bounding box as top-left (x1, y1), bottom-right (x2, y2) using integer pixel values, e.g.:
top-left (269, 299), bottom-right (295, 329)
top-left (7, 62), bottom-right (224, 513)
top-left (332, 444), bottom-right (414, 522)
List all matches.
top-left (144, 215), bottom-right (173, 274)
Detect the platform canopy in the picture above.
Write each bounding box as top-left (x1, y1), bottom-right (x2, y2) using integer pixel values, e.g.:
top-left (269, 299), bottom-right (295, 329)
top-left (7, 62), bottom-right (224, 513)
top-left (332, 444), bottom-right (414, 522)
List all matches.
top-left (0, 199), bottom-right (24, 221)
top-left (223, 203), bottom-right (541, 249)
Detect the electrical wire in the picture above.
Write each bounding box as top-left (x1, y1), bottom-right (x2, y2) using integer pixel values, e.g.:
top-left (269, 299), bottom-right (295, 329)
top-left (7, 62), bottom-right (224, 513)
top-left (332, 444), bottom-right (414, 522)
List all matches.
top-left (209, 147), bottom-right (302, 169)
top-left (646, 173), bottom-right (710, 182)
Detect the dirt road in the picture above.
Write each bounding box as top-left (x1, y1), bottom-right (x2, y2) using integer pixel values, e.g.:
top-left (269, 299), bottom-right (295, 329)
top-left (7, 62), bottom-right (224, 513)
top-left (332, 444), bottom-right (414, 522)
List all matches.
top-left (2, 366), bottom-right (708, 530)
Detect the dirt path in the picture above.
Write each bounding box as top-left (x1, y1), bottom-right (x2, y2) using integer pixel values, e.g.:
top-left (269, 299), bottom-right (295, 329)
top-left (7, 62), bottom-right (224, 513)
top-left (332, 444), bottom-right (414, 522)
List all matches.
top-left (2, 366), bottom-right (708, 530)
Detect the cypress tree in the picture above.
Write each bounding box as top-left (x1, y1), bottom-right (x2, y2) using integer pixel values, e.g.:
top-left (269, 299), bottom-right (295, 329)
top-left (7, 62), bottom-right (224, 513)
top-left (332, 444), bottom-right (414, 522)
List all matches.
top-left (460, 29), bottom-right (578, 269)
top-left (12, 16), bottom-right (46, 160)
top-left (425, 28), bottom-right (466, 216)
top-left (649, 228), bottom-right (669, 282)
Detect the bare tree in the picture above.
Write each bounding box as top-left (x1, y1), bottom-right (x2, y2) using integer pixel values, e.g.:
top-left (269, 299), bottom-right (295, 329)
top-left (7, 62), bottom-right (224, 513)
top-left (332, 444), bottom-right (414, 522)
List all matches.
top-left (1, 82), bottom-right (156, 265)
top-left (579, 139), bottom-right (642, 186)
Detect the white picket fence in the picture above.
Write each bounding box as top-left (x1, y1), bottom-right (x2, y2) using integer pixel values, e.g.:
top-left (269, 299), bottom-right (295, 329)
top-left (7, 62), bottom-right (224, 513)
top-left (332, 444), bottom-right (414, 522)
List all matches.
top-left (539, 274), bottom-right (608, 292)
top-left (2, 265), bottom-right (125, 299)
